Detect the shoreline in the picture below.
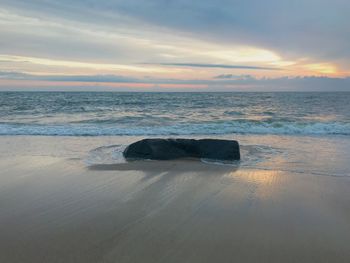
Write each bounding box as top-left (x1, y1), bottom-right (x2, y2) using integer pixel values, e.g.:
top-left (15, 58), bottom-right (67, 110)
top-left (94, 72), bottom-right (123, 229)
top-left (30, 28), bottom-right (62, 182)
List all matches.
top-left (0, 136), bottom-right (350, 262)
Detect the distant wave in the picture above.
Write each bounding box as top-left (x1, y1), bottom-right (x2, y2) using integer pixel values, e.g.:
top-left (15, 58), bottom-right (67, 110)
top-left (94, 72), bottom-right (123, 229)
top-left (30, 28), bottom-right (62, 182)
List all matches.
top-left (0, 121), bottom-right (349, 136)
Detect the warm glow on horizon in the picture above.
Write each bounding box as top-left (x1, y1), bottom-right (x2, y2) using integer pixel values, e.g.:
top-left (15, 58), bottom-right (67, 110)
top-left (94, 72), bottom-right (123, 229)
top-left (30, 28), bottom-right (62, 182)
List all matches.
top-left (0, 1), bottom-right (349, 91)
top-left (205, 48), bottom-right (281, 63)
top-left (0, 55), bottom-right (172, 74)
top-left (303, 63), bottom-right (338, 75)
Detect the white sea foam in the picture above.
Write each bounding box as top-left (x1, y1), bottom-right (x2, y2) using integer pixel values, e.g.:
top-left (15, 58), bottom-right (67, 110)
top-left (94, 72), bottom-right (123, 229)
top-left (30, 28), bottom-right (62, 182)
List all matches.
top-left (85, 144), bottom-right (127, 165)
top-left (1, 121), bottom-right (349, 136)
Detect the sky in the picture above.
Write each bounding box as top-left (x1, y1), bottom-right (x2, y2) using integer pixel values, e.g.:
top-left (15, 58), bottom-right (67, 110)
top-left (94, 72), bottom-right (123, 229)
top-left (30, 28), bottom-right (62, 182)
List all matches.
top-left (0, 0), bottom-right (350, 91)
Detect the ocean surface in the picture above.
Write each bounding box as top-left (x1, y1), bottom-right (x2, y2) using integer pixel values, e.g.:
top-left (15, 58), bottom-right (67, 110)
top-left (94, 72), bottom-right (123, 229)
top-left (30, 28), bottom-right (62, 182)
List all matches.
top-left (0, 92), bottom-right (349, 136)
top-left (1, 91), bottom-right (350, 176)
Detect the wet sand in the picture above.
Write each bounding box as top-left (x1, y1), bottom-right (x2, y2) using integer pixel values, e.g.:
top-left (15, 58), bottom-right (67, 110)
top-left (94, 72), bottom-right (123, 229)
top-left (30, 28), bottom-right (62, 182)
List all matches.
top-left (0, 137), bottom-right (350, 263)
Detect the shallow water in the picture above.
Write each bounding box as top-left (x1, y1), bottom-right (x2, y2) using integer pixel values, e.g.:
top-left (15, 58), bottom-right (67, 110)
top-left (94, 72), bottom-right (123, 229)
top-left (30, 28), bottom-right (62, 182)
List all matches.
top-left (81, 134), bottom-right (350, 177)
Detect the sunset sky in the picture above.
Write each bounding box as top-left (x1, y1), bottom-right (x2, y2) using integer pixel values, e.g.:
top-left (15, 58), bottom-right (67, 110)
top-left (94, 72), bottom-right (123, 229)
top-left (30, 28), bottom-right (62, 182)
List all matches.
top-left (0, 0), bottom-right (350, 91)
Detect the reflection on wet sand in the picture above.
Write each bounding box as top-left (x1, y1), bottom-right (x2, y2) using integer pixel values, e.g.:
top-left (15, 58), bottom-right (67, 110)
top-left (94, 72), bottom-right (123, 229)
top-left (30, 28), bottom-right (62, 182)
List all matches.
top-left (1, 154), bottom-right (350, 263)
top-left (1, 135), bottom-right (350, 263)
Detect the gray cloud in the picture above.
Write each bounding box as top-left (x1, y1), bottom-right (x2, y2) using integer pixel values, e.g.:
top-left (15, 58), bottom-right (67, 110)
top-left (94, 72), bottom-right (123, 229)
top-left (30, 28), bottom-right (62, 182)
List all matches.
top-left (145, 63), bottom-right (281, 70)
top-left (1, 71), bottom-right (350, 92)
top-left (214, 74), bottom-right (255, 80)
top-left (1, 0), bottom-right (350, 68)
top-left (0, 71), bottom-right (140, 83)
top-left (109, 0), bottom-right (350, 65)
top-left (1, 0), bottom-right (350, 93)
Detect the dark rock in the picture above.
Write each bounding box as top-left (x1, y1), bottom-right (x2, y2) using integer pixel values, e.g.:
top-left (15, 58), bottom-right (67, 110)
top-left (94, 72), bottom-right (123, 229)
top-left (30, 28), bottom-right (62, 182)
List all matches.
top-left (123, 138), bottom-right (240, 161)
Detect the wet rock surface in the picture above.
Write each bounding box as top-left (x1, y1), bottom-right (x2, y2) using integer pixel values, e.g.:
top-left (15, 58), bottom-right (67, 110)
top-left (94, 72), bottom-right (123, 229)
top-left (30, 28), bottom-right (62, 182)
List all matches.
top-left (123, 138), bottom-right (240, 161)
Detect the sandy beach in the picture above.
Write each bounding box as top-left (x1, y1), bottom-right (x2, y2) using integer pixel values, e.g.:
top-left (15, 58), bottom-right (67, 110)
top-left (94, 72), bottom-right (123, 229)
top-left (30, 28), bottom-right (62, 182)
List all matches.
top-left (0, 136), bottom-right (349, 263)
top-left (1, 0), bottom-right (350, 260)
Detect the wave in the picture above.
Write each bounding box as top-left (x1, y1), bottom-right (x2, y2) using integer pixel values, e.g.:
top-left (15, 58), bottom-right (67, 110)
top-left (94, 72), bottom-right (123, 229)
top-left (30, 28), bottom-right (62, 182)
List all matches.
top-left (0, 120), bottom-right (349, 136)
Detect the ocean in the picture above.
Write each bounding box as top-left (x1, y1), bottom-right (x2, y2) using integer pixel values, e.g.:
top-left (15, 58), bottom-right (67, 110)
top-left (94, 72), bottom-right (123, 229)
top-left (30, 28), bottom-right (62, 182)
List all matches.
top-left (1, 92), bottom-right (349, 136)
top-left (1, 91), bottom-right (349, 177)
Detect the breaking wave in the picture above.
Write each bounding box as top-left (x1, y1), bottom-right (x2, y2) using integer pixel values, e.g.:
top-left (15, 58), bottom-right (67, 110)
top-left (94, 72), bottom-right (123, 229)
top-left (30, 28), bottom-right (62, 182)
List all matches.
top-left (0, 120), bottom-right (349, 136)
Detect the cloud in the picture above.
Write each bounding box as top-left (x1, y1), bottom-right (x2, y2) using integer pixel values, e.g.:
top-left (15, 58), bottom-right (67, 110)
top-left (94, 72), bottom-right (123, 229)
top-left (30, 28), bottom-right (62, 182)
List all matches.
top-left (1, 70), bottom-right (350, 92)
top-left (0, 71), bottom-right (140, 83)
top-left (146, 63), bottom-right (281, 71)
top-left (214, 74), bottom-right (255, 80)
top-left (106, 1), bottom-right (350, 65)
top-left (0, 71), bottom-right (29, 79)
top-left (1, 0), bottom-right (350, 68)
top-left (0, 0), bottom-right (350, 87)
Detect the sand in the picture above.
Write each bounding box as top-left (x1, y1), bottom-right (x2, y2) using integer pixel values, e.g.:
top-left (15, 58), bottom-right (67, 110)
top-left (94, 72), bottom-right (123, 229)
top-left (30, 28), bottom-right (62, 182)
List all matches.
top-left (0, 136), bottom-right (350, 263)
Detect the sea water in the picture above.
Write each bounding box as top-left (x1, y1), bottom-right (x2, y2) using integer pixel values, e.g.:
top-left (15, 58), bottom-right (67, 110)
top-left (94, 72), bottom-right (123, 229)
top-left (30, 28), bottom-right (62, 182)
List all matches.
top-left (1, 92), bottom-right (349, 176)
top-left (0, 92), bottom-right (349, 136)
